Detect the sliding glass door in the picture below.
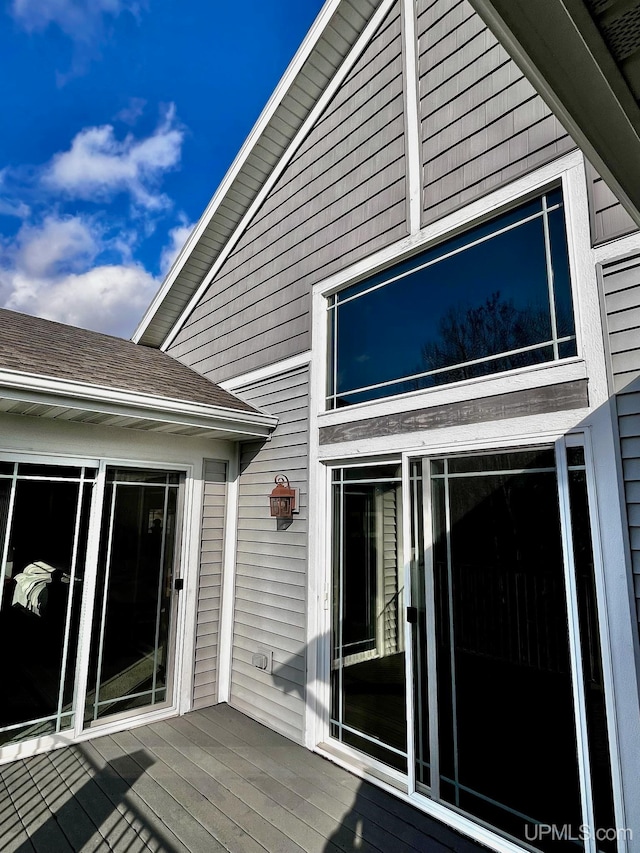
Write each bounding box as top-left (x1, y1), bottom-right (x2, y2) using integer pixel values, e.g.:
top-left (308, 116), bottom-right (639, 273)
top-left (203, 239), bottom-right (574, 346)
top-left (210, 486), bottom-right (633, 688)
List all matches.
top-left (0, 459), bottom-right (185, 751)
top-left (330, 443), bottom-right (616, 852)
top-left (85, 467), bottom-right (181, 725)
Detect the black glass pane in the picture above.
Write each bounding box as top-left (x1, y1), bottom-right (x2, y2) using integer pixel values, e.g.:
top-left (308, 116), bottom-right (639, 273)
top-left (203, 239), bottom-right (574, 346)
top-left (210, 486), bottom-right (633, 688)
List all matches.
top-left (0, 462), bottom-right (15, 476)
top-left (332, 191), bottom-right (574, 407)
top-left (106, 468), bottom-right (178, 485)
top-left (0, 478), bottom-right (83, 741)
top-left (331, 474), bottom-right (407, 770)
top-left (567, 446), bottom-right (586, 468)
top-left (336, 217), bottom-right (552, 399)
top-left (337, 196), bottom-right (545, 303)
top-left (342, 465), bottom-right (402, 481)
top-left (87, 479), bottom-right (176, 723)
top-left (546, 187), bottom-right (563, 209)
top-left (569, 468), bottom-right (616, 852)
top-left (17, 464), bottom-right (84, 479)
top-left (447, 449), bottom-right (555, 474)
top-left (434, 462), bottom-right (583, 851)
top-left (548, 206), bottom-right (576, 341)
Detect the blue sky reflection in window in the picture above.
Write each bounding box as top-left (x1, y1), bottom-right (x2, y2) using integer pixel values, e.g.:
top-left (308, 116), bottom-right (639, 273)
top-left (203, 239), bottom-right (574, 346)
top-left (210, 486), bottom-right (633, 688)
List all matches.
top-left (327, 189), bottom-right (575, 408)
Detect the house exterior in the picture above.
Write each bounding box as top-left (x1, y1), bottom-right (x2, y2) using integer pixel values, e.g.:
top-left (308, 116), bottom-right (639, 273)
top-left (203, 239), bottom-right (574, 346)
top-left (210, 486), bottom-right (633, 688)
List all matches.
top-left (1, 2), bottom-right (640, 853)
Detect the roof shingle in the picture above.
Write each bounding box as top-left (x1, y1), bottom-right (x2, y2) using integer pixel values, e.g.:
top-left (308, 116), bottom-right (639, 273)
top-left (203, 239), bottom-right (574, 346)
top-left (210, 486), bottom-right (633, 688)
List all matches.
top-left (0, 308), bottom-right (258, 415)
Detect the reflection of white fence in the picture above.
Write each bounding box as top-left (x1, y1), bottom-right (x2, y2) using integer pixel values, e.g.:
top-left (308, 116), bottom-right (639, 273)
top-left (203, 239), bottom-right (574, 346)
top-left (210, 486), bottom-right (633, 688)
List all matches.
top-left (378, 484), bottom-right (404, 658)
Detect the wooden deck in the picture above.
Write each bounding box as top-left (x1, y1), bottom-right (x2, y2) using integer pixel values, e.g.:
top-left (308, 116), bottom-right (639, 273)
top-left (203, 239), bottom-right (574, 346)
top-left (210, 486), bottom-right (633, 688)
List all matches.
top-left (0, 704), bottom-right (487, 853)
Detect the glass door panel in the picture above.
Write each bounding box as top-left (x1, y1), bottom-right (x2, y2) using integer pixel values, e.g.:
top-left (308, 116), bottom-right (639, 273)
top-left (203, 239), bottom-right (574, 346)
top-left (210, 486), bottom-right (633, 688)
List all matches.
top-left (0, 464), bottom-right (93, 746)
top-left (430, 450), bottom-right (582, 847)
top-left (85, 468), bottom-right (180, 724)
top-left (408, 446), bottom-right (616, 852)
top-left (331, 465), bottom-right (407, 771)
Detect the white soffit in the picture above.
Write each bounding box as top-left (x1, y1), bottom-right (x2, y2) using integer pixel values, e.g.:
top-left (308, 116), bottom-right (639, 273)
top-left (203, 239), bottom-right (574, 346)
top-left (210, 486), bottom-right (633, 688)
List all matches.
top-left (0, 370), bottom-right (277, 440)
top-left (467, 0), bottom-right (640, 228)
top-left (132, 0), bottom-right (380, 349)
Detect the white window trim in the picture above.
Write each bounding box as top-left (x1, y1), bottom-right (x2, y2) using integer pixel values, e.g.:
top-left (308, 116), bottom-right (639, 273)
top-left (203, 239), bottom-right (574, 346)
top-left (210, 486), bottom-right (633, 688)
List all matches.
top-left (312, 150), bottom-right (611, 427)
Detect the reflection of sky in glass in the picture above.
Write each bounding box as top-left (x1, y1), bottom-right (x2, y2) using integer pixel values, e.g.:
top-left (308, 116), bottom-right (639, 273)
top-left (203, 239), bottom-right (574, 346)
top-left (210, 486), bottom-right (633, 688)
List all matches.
top-left (331, 192), bottom-right (576, 406)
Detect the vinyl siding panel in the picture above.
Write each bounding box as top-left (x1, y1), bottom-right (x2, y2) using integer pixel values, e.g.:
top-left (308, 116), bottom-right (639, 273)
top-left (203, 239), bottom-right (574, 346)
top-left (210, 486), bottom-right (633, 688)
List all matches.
top-left (602, 257), bottom-right (640, 625)
top-left (193, 460), bottom-right (228, 711)
top-left (168, 3), bottom-right (407, 384)
top-left (417, 0), bottom-right (575, 226)
top-left (586, 162), bottom-right (637, 246)
top-left (230, 366), bottom-right (309, 743)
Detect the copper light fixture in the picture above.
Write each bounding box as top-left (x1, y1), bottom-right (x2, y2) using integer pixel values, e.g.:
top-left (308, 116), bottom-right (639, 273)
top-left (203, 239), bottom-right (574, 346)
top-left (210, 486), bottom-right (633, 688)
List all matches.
top-left (269, 474), bottom-right (296, 519)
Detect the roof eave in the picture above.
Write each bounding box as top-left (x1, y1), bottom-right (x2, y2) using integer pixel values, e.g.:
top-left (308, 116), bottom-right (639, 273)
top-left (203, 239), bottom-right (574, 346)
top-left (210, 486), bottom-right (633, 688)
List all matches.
top-left (467, 0), bottom-right (640, 228)
top-left (0, 368), bottom-right (277, 439)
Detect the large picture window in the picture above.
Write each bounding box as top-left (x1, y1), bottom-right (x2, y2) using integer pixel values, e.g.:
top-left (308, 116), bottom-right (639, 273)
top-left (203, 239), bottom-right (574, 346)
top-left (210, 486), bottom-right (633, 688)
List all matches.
top-left (327, 188), bottom-right (576, 408)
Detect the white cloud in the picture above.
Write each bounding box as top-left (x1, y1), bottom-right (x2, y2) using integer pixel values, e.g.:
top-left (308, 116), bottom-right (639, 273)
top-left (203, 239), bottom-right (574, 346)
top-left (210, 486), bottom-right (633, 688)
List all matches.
top-left (115, 97), bottom-right (147, 126)
top-left (160, 216), bottom-right (194, 276)
top-left (42, 105), bottom-right (183, 210)
top-left (0, 198), bottom-right (30, 219)
top-left (4, 264), bottom-right (158, 336)
top-left (13, 214), bottom-right (99, 277)
top-left (0, 213), bottom-right (159, 337)
top-left (10, 0), bottom-right (143, 41)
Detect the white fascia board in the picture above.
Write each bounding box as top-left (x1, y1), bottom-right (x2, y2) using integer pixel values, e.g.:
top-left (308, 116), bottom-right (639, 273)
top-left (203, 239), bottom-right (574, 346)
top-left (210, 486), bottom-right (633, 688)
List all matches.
top-left (467, 0), bottom-right (640, 228)
top-left (0, 369), bottom-right (277, 436)
top-left (219, 351), bottom-right (312, 391)
top-left (131, 0), bottom-right (344, 345)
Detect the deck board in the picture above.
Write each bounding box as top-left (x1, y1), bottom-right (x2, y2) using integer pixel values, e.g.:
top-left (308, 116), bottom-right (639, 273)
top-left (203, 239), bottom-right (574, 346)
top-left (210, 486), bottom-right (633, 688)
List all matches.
top-left (0, 704), bottom-right (489, 853)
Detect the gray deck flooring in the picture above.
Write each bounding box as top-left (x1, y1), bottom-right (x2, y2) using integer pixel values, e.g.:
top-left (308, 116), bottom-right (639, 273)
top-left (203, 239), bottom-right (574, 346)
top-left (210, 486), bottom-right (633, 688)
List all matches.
top-left (0, 704), bottom-right (487, 853)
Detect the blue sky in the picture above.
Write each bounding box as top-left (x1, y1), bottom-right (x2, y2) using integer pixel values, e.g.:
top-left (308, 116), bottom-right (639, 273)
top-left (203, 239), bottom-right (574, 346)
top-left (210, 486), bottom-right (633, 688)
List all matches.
top-left (0, 0), bottom-right (324, 338)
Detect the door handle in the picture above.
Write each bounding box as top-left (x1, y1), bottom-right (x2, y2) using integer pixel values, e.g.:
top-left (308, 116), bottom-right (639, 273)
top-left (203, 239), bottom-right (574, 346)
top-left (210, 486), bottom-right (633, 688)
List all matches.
top-left (406, 606), bottom-right (418, 624)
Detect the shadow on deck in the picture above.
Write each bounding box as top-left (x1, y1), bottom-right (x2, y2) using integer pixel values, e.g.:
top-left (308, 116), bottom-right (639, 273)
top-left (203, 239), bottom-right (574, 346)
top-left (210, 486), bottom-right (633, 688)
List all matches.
top-left (0, 704), bottom-right (487, 853)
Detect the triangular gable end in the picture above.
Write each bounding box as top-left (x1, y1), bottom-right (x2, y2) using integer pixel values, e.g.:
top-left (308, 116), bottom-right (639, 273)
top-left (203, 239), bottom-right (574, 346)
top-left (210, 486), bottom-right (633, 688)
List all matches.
top-left (166, 0), bottom-right (407, 385)
top-left (144, 0), bottom-right (592, 386)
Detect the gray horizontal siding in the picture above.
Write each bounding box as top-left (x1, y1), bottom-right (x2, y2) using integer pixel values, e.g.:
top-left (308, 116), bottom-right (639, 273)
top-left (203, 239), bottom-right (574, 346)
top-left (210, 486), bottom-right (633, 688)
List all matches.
top-left (417, 0), bottom-right (575, 226)
top-left (168, 2), bottom-right (407, 384)
top-left (193, 460), bottom-right (227, 711)
top-left (602, 257), bottom-right (640, 625)
top-left (230, 366), bottom-right (309, 743)
top-left (603, 256), bottom-right (640, 394)
top-left (586, 161), bottom-right (637, 246)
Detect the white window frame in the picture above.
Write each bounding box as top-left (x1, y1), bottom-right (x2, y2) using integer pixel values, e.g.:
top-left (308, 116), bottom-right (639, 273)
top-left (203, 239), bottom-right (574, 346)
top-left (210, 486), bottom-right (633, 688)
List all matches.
top-left (311, 151), bottom-right (610, 438)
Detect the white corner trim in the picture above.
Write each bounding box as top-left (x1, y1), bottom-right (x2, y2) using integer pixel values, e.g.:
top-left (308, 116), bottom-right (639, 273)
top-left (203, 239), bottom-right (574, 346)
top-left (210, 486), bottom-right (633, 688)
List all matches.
top-left (592, 231), bottom-right (640, 266)
top-left (219, 351), bottom-right (312, 391)
top-left (158, 0), bottom-right (398, 353)
top-left (218, 445), bottom-right (240, 704)
top-left (132, 0), bottom-right (344, 345)
top-left (401, 0), bottom-right (422, 234)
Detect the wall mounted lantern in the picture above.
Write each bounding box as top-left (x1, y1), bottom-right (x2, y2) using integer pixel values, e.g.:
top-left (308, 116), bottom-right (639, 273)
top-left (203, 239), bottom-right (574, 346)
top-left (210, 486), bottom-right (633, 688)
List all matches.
top-left (270, 475), bottom-right (296, 519)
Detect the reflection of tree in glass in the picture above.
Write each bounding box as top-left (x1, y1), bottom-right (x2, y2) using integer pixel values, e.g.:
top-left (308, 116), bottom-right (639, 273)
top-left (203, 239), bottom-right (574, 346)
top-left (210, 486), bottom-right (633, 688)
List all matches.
top-left (417, 291), bottom-right (552, 388)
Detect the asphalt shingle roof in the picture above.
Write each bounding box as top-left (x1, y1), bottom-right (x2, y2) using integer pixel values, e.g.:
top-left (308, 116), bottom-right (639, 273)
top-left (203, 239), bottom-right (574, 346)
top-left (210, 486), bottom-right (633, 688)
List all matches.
top-left (0, 308), bottom-right (258, 415)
